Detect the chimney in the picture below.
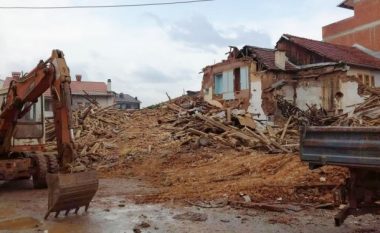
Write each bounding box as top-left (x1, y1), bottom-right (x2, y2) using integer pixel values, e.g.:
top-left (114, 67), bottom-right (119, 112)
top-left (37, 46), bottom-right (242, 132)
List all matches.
top-left (107, 79), bottom-right (112, 92)
top-left (75, 74), bottom-right (82, 82)
top-left (11, 72), bottom-right (21, 80)
top-left (275, 50), bottom-right (287, 70)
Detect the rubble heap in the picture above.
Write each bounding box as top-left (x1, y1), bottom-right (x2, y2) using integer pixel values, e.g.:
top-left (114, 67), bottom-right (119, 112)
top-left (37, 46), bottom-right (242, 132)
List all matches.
top-left (331, 94), bottom-right (380, 126)
top-left (45, 105), bottom-right (132, 170)
top-left (157, 95), bottom-right (299, 154)
top-left (44, 93), bottom-right (348, 205)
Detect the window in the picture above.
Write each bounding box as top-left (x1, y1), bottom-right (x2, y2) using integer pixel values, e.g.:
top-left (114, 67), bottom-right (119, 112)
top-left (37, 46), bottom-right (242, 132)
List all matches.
top-left (358, 74), bottom-right (363, 84)
top-left (371, 76), bottom-right (375, 87)
top-left (365, 75), bottom-right (370, 86)
top-left (214, 73), bottom-right (223, 95)
top-left (44, 99), bottom-right (51, 111)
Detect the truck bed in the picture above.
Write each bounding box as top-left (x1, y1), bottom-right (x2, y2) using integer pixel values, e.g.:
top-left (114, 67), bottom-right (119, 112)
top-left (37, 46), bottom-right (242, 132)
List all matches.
top-left (300, 127), bottom-right (380, 169)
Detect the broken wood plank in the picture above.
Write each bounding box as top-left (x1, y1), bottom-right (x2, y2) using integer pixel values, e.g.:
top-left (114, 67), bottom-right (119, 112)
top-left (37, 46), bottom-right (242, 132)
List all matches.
top-left (280, 116), bottom-right (293, 141)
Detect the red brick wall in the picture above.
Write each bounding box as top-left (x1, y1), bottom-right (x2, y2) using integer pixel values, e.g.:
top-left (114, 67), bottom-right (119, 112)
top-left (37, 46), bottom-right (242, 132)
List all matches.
top-left (323, 0), bottom-right (380, 51)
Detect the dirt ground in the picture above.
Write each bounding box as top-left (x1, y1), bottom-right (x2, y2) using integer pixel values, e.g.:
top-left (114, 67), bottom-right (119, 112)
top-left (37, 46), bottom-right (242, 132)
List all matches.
top-left (0, 178), bottom-right (379, 233)
top-left (30, 96), bottom-right (379, 232)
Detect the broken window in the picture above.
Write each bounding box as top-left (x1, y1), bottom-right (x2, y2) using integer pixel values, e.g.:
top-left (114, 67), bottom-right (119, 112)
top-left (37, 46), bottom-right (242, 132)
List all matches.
top-left (214, 73), bottom-right (223, 95)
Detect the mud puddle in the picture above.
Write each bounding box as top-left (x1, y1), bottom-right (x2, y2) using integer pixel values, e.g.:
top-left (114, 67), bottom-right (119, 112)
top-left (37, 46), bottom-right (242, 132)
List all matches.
top-left (0, 217), bottom-right (41, 231)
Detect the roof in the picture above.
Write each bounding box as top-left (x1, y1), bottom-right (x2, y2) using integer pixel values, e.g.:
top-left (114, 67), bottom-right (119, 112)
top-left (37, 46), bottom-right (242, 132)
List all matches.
top-left (280, 34), bottom-right (380, 70)
top-left (115, 93), bottom-right (141, 103)
top-left (338, 0), bottom-right (355, 9)
top-left (70, 81), bottom-right (108, 95)
top-left (3, 77), bottom-right (110, 97)
top-left (239, 46), bottom-right (297, 71)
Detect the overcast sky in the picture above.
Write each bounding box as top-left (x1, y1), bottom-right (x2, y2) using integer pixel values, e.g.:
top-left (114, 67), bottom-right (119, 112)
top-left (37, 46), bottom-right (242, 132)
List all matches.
top-left (0, 0), bottom-right (353, 106)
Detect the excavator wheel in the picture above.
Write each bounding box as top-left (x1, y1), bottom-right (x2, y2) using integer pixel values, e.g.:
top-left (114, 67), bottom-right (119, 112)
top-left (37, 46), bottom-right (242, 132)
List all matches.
top-left (32, 154), bottom-right (48, 189)
top-left (44, 154), bottom-right (59, 173)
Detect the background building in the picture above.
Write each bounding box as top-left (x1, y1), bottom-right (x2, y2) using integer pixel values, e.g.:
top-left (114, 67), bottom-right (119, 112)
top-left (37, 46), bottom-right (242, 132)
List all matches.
top-left (2, 74), bottom-right (141, 118)
top-left (323, 0), bottom-right (380, 53)
top-left (114, 92), bottom-right (141, 110)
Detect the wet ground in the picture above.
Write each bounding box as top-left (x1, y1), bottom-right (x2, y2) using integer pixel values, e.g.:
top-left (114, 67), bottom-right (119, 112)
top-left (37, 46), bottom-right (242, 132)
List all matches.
top-left (0, 178), bottom-right (379, 233)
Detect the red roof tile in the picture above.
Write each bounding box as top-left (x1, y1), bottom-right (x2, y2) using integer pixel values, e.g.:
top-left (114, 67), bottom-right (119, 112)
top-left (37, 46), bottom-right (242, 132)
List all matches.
top-left (281, 34), bottom-right (380, 70)
top-left (240, 46), bottom-right (297, 71)
top-left (70, 81), bottom-right (107, 95)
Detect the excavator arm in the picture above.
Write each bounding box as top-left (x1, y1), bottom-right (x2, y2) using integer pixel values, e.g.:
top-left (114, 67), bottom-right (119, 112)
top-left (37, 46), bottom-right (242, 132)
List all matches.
top-left (0, 50), bottom-right (75, 166)
top-left (0, 50), bottom-right (98, 219)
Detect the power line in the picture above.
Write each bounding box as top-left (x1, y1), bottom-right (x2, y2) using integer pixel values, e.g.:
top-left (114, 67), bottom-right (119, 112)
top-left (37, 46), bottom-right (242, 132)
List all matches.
top-left (0, 0), bottom-right (214, 9)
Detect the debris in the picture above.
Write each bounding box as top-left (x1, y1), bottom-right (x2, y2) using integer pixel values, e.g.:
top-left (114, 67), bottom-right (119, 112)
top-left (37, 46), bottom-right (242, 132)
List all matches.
top-left (137, 221), bottom-right (150, 228)
top-left (173, 212), bottom-right (208, 222)
top-left (45, 92), bottom-right (348, 206)
top-left (314, 203), bottom-right (334, 209)
top-left (229, 201), bottom-right (303, 213)
top-left (239, 193), bottom-right (252, 203)
top-left (186, 198), bottom-right (228, 208)
top-left (133, 228), bottom-right (141, 233)
top-left (320, 177), bottom-right (327, 182)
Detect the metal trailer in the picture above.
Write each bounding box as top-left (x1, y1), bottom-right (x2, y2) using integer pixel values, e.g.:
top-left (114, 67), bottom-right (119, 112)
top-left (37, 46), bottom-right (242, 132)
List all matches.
top-left (300, 126), bottom-right (380, 226)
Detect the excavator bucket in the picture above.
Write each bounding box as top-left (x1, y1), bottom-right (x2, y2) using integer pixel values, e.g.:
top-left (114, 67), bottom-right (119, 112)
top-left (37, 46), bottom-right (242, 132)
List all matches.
top-left (44, 171), bottom-right (98, 219)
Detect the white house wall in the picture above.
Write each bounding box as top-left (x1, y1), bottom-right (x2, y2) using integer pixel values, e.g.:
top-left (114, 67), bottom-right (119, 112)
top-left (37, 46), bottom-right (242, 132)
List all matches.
top-left (374, 71), bottom-right (380, 87)
top-left (340, 80), bottom-right (366, 113)
top-left (295, 81), bottom-right (323, 111)
top-left (248, 73), bottom-right (267, 121)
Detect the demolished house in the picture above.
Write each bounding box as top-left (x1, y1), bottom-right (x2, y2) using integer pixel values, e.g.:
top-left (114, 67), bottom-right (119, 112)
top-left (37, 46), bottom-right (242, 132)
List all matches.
top-left (202, 34), bottom-right (380, 124)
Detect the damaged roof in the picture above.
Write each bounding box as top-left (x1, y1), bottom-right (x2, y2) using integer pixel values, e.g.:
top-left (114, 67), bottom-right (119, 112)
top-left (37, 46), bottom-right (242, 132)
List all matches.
top-left (279, 34), bottom-right (380, 70)
top-left (239, 46), bottom-right (297, 71)
top-left (338, 0), bottom-right (355, 9)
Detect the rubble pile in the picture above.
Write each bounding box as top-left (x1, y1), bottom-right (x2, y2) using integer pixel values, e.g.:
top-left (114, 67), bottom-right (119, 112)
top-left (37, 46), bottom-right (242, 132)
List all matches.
top-left (158, 96), bottom-right (299, 154)
top-left (45, 105), bottom-right (132, 170)
top-left (331, 94), bottom-right (380, 126)
top-left (44, 93), bottom-right (348, 205)
top-left (276, 90), bottom-right (380, 127)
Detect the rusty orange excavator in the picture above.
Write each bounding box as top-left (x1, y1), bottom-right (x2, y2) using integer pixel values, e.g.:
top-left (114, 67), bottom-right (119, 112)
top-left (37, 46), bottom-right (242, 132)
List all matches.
top-left (0, 50), bottom-right (98, 219)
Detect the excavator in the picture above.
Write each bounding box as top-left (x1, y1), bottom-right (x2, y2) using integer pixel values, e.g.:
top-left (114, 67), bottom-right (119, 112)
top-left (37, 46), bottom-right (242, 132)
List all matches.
top-left (0, 50), bottom-right (98, 219)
